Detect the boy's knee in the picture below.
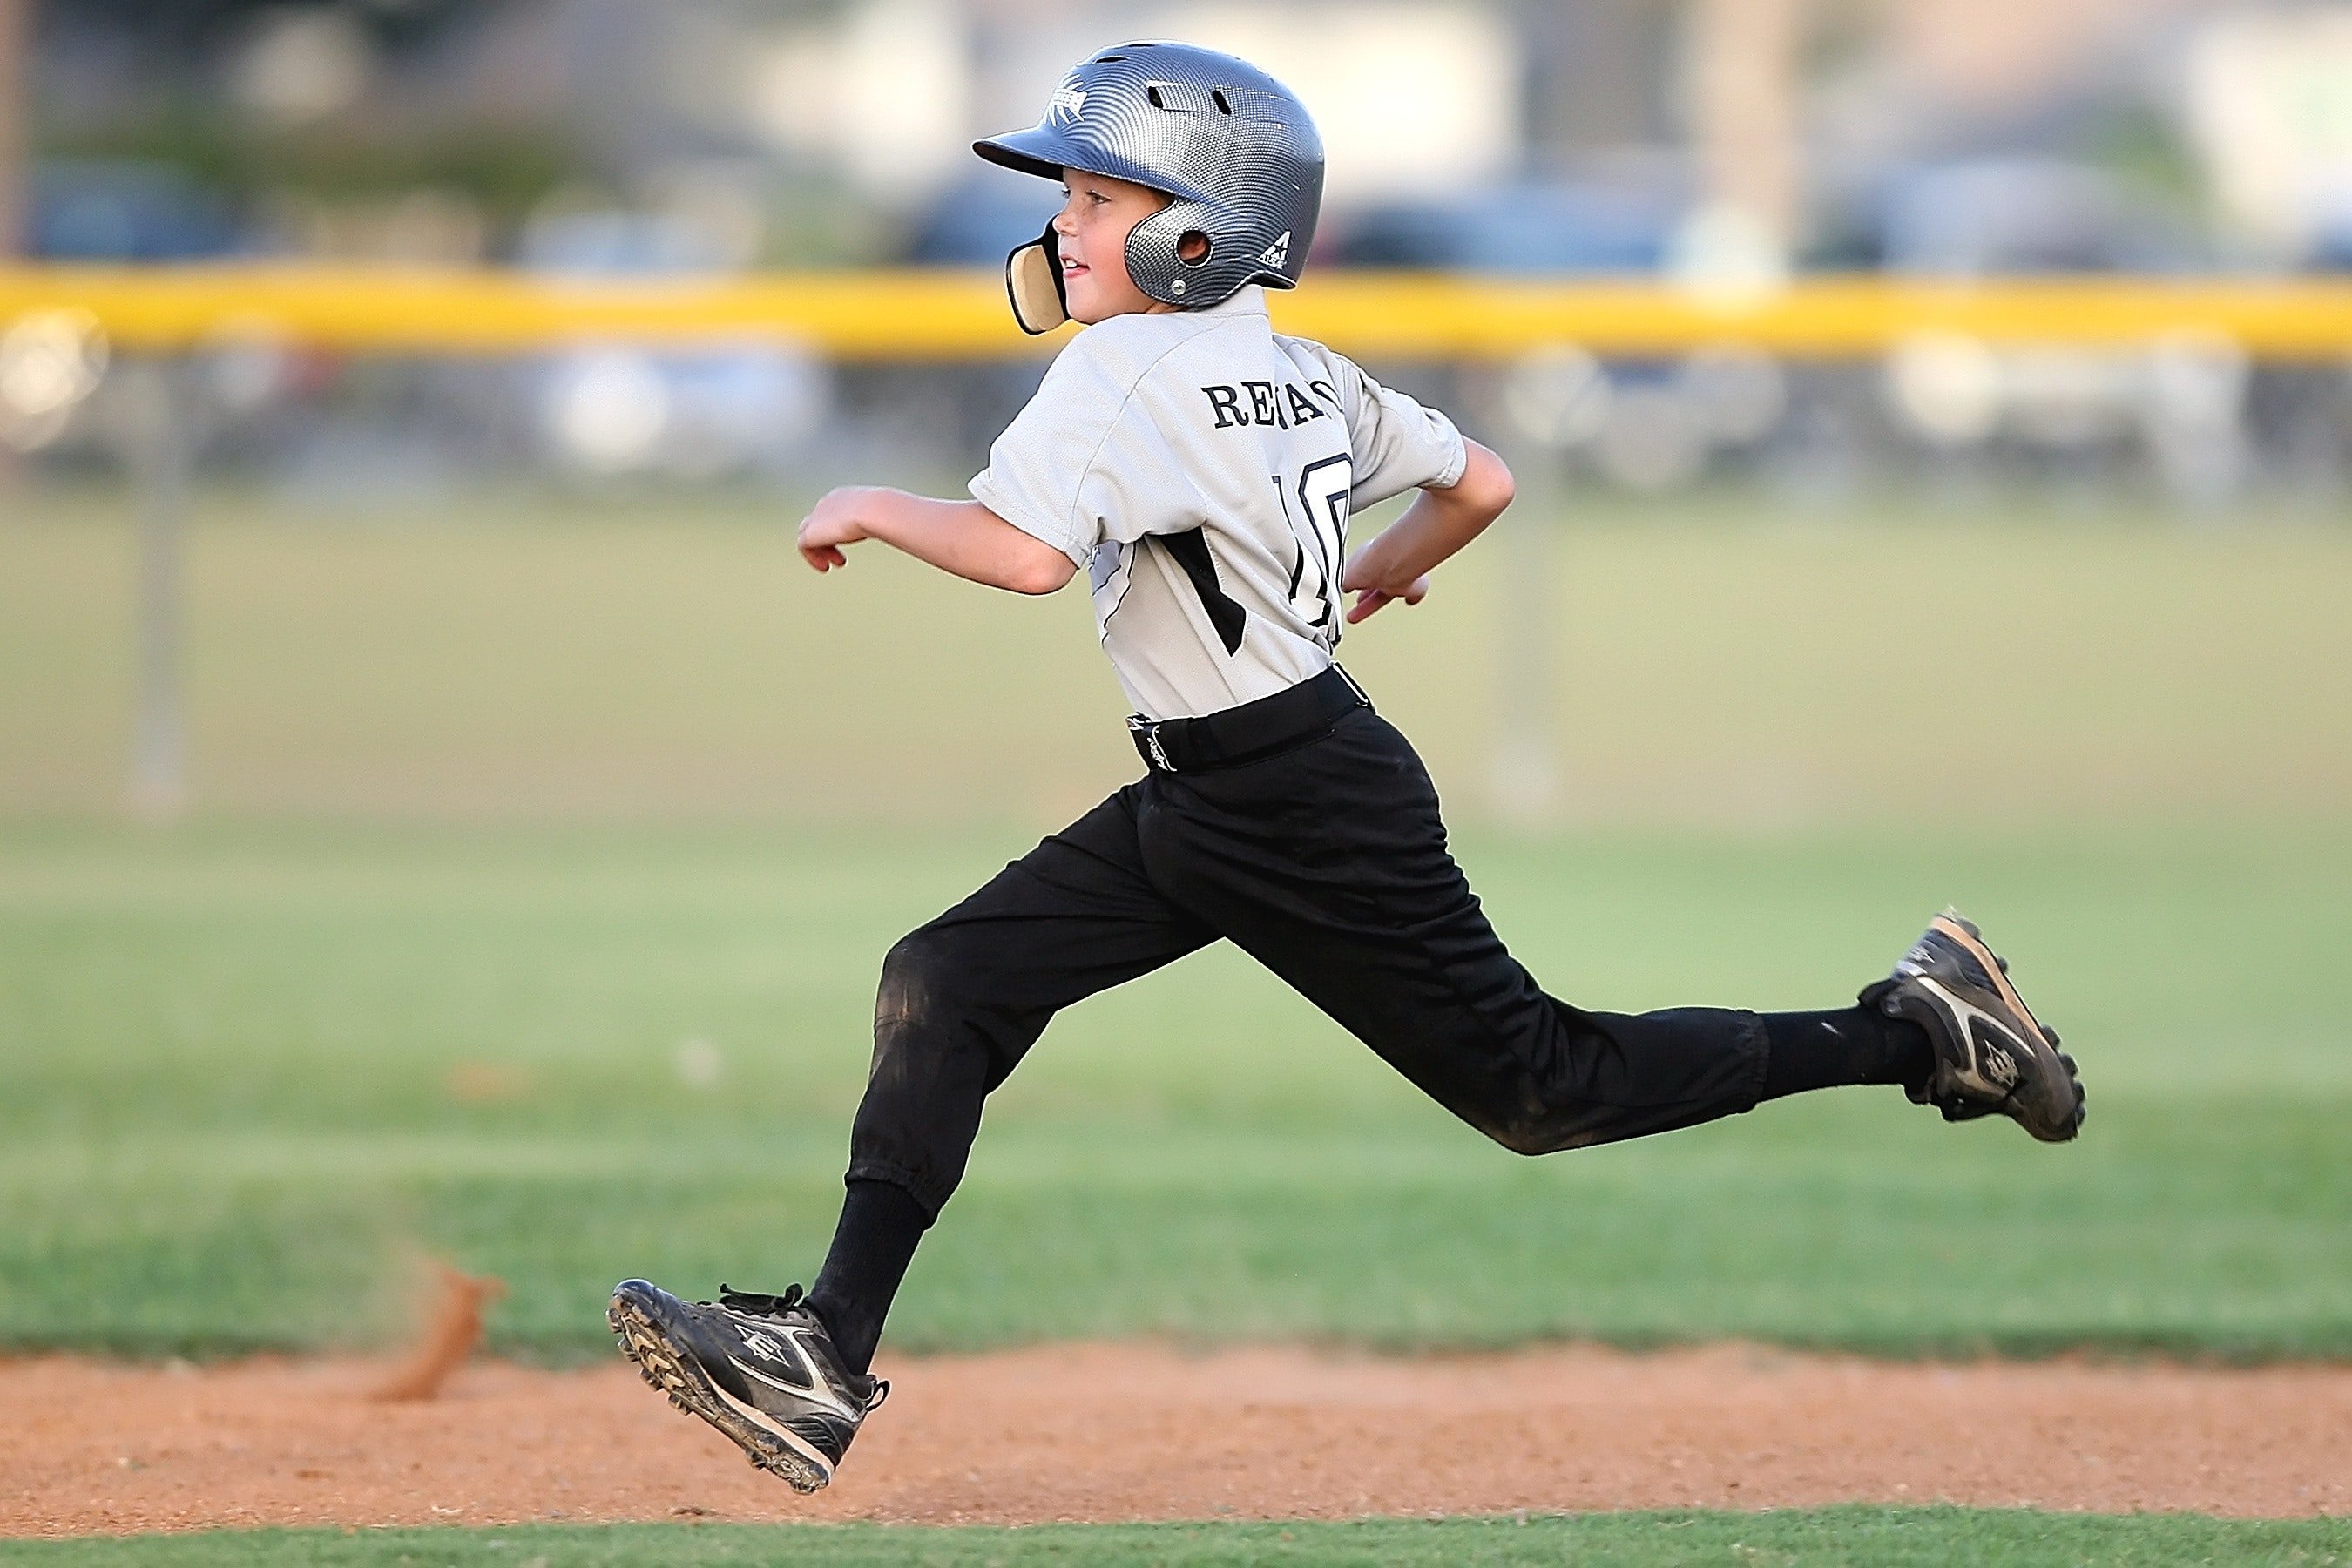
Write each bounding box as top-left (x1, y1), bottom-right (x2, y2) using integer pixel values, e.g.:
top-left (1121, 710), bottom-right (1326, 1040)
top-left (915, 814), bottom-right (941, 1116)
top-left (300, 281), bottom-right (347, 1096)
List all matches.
top-left (876, 929), bottom-right (958, 1030)
top-left (1485, 1119), bottom-right (1554, 1157)
top-left (870, 923), bottom-right (1040, 1092)
top-left (1479, 1111), bottom-right (1598, 1158)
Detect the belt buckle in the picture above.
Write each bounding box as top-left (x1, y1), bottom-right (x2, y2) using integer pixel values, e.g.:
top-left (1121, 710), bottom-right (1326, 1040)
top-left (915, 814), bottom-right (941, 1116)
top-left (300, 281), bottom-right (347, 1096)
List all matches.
top-left (1127, 715), bottom-right (1175, 772)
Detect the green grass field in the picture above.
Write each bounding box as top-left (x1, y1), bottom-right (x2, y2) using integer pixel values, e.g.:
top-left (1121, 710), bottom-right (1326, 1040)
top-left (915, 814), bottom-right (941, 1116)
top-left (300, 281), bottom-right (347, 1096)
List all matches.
top-left (3, 814), bottom-right (2348, 1359)
top-left (3, 1510), bottom-right (2349, 1567)
top-left (3, 487), bottom-right (2348, 1559)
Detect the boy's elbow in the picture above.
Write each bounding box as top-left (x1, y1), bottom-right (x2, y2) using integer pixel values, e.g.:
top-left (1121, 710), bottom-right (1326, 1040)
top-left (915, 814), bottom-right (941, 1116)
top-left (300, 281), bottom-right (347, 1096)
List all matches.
top-left (1476, 443), bottom-right (1516, 512)
top-left (1482, 463), bottom-right (1517, 517)
top-left (1005, 544), bottom-right (1078, 595)
top-left (1450, 440), bottom-right (1514, 517)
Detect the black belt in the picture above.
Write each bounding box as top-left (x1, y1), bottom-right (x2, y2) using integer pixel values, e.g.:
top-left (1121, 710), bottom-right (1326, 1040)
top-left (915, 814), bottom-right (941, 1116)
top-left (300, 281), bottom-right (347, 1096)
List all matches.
top-left (1128, 666), bottom-right (1369, 774)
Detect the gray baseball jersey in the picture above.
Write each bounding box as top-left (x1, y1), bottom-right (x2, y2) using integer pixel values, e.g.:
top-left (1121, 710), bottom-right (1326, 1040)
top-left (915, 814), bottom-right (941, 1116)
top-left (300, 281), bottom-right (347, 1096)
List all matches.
top-left (970, 283), bottom-right (1468, 720)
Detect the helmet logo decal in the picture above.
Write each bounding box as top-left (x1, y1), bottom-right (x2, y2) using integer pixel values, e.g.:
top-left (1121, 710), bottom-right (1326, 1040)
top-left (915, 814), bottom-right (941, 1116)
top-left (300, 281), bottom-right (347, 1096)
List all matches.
top-left (1257, 230), bottom-right (1292, 268)
top-left (1047, 84), bottom-right (1087, 121)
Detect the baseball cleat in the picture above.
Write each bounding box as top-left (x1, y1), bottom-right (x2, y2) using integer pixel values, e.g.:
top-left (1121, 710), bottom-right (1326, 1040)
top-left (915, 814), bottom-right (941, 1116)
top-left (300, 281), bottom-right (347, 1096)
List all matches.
top-left (1862, 911), bottom-right (2085, 1142)
top-left (608, 1279), bottom-right (886, 1492)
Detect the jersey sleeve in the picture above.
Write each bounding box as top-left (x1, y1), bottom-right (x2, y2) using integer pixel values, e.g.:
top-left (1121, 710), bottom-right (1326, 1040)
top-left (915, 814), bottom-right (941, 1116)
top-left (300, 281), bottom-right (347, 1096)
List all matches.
top-left (1315, 348), bottom-right (1470, 508)
top-left (970, 333), bottom-right (1206, 566)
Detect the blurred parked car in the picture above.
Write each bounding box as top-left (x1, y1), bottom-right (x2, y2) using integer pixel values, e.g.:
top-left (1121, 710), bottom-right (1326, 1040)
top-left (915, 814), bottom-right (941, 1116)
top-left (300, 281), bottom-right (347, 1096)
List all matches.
top-left (520, 210), bottom-right (832, 479)
top-left (1869, 158), bottom-right (2203, 276)
top-left (30, 161), bottom-right (245, 261)
top-left (1321, 179), bottom-right (1686, 274)
top-left (1823, 159), bottom-right (2240, 493)
top-left (897, 176), bottom-right (1055, 267)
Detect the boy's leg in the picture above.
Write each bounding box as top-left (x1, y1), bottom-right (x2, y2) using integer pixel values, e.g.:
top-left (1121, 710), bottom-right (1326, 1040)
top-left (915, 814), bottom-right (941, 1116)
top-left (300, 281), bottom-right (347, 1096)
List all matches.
top-left (811, 782), bottom-right (1214, 1370)
top-left (612, 786), bottom-right (1211, 1490)
top-left (806, 1178), bottom-right (930, 1378)
top-left (1756, 1007), bottom-right (1932, 1099)
top-left (1139, 708), bottom-right (1913, 1154)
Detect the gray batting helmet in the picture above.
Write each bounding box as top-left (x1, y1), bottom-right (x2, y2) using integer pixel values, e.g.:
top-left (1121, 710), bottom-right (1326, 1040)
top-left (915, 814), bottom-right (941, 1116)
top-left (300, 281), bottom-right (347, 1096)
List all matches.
top-left (974, 41), bottom-right (1325, 334)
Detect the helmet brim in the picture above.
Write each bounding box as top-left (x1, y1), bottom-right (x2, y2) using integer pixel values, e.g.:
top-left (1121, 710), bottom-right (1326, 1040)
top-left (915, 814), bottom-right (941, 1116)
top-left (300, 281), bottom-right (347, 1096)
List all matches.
top-left (973, 125), bottom-right (1208, 206)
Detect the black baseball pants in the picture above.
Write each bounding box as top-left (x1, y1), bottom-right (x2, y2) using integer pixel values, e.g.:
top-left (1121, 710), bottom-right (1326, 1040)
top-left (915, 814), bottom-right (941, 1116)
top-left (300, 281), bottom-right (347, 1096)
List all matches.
top-left (845, 703), bottom-right (1769, 1220)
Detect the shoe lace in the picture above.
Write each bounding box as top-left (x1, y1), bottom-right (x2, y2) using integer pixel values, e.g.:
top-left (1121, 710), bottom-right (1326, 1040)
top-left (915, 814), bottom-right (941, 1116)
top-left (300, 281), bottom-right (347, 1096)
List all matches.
top-left (712, 1281), bottom-right (804, 1317)
top-left (709, 1281), bottom-right (890, 1410)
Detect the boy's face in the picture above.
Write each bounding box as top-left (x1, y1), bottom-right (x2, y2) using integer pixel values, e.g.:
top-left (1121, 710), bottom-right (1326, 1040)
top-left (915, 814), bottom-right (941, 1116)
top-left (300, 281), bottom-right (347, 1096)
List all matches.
top-left (1053, 167), bottom-right (1179, 323)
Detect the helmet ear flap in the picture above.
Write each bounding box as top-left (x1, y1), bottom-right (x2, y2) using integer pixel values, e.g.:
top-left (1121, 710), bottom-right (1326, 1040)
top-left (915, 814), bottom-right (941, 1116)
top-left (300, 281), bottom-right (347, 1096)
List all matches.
top-left (1005, 221), bottom-right (1069, 335)
top-left (1125, 198), bottom-right (1218, 306)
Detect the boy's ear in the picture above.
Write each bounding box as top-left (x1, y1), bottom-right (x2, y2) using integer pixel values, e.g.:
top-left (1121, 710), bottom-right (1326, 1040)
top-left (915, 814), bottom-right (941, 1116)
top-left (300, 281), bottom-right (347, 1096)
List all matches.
top-left (1006, 221), bottom-right (1070, 335)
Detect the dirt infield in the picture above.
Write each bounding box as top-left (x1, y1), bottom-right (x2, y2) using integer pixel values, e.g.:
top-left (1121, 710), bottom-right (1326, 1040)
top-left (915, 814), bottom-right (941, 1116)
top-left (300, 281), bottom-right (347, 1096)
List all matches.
top-left (5, 1344), bottom-right (2347, 1538)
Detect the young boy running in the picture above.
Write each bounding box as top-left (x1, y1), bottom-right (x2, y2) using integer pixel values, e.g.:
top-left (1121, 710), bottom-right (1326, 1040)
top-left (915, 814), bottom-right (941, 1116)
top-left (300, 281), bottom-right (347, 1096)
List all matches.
top-left (609, 42), bottom-right (2085, 1493)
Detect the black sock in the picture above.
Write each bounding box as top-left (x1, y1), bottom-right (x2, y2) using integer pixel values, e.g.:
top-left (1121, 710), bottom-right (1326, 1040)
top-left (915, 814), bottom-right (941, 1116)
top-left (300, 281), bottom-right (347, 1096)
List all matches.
top-left (806, 1179), bottom-right (931, 1378)
top-left (1759, 1006), bottom-right (1933, 1100)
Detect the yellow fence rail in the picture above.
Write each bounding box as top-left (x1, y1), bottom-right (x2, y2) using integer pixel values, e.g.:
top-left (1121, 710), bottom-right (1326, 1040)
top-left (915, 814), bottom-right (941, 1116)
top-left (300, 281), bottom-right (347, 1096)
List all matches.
top-left (6, 265), bottom-right (2352, 359)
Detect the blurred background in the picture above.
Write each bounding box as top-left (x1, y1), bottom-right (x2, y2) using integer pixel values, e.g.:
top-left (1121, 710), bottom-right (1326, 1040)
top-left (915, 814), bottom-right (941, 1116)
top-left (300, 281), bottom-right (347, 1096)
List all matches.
top-left (5, 0), bottom-right (2352, 823)
top-left (0, 1), bottom-right (2347, 1367)
top-left (14, 0), bottom-right (2352, 497)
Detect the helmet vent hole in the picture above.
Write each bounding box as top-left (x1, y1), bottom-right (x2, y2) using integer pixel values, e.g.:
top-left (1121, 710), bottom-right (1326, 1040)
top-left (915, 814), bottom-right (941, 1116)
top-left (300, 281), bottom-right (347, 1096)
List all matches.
top-left (1211, 88), bottom-right (1233, 114)
top-left (1146, 84), bottom-right (1165, 108)
top-left (1095, 53), bottom-right (1126, 63)
top-left (1177, 230), bottom-right (1213, 266)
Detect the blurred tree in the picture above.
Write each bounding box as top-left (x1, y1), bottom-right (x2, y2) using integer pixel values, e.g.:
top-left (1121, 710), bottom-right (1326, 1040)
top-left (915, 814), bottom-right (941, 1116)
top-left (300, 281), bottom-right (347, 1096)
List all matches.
top-left (38, 0), bottom-right (481, 53)
top-left (29, 0), bottom-right (580, 258)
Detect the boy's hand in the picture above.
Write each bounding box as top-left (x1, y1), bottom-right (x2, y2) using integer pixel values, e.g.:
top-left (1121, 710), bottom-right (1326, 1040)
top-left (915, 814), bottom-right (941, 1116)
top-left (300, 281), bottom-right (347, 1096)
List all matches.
top-left (798, 487), bottom-right (881, 571)
top-left (1345, 576), bottom-right (1429, 622)
top-left (1341, 552), bottom-right (1430, 622)
top-left (1335, 441), bottom-right (1513, 622)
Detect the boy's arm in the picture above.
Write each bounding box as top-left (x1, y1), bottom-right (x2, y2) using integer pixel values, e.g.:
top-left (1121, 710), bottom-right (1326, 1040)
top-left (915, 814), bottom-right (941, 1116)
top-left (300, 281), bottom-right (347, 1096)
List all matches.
top-left (1339, 439), bottom-right (1515, 623)
top-left (798, 486), bottom-right (1077, 595)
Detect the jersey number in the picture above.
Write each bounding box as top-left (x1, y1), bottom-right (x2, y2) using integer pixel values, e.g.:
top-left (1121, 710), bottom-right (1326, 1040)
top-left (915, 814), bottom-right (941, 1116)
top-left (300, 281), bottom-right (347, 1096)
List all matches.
top-left (1281, 454), bottom-right (1354, 650)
